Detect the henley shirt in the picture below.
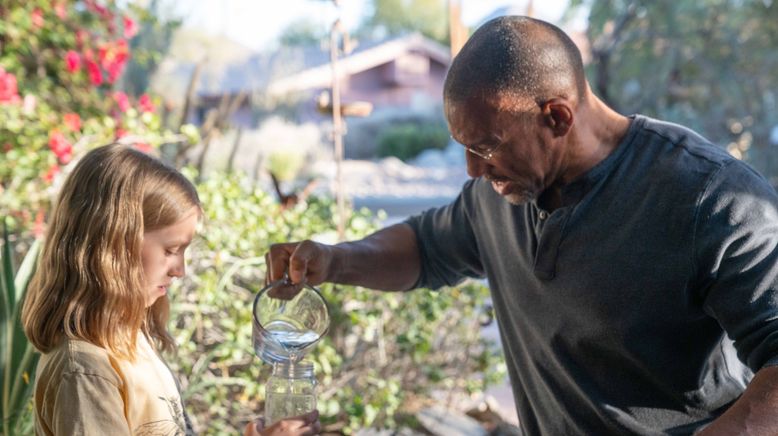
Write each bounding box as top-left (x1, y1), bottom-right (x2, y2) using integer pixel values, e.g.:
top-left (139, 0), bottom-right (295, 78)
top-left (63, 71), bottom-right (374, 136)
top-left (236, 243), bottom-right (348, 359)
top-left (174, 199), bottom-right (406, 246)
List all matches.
top-left (406, 115), bottom-right (778, 435)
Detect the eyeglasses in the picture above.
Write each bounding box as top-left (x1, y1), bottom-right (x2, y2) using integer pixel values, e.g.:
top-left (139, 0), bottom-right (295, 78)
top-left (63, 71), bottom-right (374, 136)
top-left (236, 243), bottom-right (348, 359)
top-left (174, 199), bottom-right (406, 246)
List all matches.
top-left (451, 135), bottom-right (506, 160)
top-left (465, 141), bottom-right (506, 160)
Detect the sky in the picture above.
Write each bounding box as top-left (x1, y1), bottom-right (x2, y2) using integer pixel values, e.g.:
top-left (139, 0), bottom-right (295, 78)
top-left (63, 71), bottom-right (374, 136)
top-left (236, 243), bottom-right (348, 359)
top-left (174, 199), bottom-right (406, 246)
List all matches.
top-left (168, 0), bottom-right (583, 52)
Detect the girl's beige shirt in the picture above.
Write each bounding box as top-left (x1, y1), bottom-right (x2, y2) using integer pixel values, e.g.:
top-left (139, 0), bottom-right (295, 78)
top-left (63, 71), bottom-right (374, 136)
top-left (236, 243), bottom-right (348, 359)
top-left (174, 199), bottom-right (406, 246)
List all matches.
top-left (33, 334), bottom-right (192, 435)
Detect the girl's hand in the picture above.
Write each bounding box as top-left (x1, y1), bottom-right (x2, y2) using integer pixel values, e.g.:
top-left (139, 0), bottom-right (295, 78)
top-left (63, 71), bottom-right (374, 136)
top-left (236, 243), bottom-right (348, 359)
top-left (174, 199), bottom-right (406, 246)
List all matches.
top-left (243, 410), bottom-right (321, 436)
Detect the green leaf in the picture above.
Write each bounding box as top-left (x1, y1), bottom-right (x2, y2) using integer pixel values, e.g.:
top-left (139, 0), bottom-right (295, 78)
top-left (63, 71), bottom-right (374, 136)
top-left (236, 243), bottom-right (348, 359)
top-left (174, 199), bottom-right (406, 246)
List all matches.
top-left (14, 239), bottom-right (39, 304)
top-left (2, 220), bottom-right (15, 324)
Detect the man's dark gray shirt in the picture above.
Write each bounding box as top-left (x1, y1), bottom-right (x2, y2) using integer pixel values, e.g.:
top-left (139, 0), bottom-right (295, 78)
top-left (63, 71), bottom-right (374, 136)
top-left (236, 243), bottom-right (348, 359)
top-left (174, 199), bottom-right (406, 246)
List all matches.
top-left (406, 115), bottom-right (778, 435)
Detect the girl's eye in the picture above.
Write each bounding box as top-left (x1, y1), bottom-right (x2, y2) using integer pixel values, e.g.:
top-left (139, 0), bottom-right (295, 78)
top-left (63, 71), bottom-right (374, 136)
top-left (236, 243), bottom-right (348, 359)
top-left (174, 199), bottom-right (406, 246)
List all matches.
top-left (165, 249), bottom-right (178, 256)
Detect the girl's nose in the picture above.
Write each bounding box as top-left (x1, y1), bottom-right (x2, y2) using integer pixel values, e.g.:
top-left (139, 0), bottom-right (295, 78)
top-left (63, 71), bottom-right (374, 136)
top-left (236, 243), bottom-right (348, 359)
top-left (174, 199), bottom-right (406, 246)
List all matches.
top-left (169, 257), bottom-right (185, 278)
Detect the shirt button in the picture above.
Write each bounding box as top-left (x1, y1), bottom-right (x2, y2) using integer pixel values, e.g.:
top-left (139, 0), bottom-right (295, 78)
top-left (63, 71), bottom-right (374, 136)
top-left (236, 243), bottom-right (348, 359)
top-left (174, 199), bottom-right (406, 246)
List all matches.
top-left (539, 210), bottom-right (548, 220)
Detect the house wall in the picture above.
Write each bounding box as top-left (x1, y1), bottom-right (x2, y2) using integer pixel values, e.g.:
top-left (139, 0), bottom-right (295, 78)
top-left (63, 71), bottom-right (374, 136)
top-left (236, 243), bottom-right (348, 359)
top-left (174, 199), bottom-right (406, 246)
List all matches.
top-left (341, 57), bottom-right (446, 113)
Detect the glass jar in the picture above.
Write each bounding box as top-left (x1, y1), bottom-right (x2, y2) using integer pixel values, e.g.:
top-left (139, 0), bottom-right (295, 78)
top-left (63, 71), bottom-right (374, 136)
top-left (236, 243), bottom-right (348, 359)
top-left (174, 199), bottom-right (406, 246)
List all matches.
top-left (264, 360), bottom-right (317, 426)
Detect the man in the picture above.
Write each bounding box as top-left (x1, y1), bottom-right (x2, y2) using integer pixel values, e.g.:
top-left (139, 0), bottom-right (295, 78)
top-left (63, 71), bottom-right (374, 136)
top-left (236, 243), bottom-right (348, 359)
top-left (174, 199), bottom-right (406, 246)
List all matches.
top-left (266, 16), bottom-right (778, 435)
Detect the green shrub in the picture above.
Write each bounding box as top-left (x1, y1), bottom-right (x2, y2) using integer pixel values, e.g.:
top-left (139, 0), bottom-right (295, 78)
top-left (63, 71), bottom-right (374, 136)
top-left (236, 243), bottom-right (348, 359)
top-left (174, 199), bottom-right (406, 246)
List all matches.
top-left (0, 0), bottom-right (197, 232)
top-left (376, 121), bottom-right (450, 162)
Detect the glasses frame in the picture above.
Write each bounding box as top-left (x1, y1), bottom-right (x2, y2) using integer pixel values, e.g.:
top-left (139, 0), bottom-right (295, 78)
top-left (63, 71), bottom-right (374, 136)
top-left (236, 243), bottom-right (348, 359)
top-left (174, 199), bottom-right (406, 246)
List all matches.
top-left (451, 135), bottom-right (506, 161)
top-left (466, 141), bottom-right (507, 160)
top-left (451, 135), bottom-right (506, 160)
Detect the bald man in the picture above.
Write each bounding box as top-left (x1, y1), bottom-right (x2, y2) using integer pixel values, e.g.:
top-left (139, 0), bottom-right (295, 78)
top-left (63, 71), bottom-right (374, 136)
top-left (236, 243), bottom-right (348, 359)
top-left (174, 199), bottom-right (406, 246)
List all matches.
top-left (266, 16), bottom-right (778, 435)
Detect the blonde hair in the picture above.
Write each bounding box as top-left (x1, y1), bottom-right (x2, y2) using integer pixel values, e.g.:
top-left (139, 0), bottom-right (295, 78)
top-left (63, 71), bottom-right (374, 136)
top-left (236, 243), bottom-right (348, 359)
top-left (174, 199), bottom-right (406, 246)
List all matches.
top-left (22, 144), bottom-right (201, 359)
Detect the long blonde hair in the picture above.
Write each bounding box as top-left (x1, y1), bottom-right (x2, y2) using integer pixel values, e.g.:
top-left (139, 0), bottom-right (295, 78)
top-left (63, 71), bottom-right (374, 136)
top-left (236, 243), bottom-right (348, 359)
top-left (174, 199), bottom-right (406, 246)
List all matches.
top-left (22, 144), bottom-right (201, 359)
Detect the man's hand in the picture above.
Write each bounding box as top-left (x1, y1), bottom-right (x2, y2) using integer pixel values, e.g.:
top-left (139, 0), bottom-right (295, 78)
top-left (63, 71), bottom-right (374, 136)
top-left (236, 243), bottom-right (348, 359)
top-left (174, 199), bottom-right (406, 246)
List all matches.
top-left (265, 241), bottom-right (335, 298)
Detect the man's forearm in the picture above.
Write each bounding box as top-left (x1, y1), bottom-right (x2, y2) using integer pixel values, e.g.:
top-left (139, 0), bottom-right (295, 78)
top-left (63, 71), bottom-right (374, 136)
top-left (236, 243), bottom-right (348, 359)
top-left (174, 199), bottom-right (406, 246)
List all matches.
top-left (327, 223), bottom-right (421, 291)
top-left (698, 364), bottom-right (778, 435)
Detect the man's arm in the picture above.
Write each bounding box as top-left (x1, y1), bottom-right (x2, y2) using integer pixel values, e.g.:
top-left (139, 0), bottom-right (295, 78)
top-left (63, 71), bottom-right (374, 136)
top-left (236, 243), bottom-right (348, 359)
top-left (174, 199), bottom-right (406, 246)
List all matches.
top-left (698, 365), bottom-right (778, 435)
top-left (328, 223), bottom-right (421, 291)
top-left (266, 223), bottom-right (421, 292)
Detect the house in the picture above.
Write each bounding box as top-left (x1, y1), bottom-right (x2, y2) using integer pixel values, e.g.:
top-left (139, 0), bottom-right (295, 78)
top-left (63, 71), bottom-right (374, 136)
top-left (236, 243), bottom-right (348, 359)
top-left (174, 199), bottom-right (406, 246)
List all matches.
top-left (191, 33), bottom-right (452, 128)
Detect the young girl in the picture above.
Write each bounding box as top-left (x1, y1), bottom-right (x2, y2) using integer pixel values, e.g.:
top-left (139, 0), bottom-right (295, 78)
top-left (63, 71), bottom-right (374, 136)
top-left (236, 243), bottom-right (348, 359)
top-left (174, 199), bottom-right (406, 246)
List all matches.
top-left (21, 144), bottom-right (320, 436)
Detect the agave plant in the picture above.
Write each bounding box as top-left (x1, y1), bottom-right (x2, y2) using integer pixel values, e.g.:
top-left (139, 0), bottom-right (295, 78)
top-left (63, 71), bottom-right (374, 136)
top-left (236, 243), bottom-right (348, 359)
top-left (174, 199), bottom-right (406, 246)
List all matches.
top-left (1, 222), bottom-right (41, 435)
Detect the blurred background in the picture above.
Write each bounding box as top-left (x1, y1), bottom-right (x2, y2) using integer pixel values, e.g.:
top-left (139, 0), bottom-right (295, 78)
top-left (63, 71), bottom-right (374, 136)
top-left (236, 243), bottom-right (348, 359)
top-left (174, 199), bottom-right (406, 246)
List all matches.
top-left (1, 0), bottom-right (777, 434)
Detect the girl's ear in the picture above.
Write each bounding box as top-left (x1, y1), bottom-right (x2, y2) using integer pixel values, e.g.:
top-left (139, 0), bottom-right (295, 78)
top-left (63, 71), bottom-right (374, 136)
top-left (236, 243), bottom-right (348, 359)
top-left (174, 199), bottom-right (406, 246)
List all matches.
top-left (541, 98), bottom-right (574, 136)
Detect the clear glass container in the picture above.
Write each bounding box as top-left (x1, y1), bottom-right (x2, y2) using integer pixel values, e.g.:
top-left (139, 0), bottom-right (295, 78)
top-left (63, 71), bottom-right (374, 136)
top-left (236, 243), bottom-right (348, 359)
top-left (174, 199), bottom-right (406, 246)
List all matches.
top-left (253, 279), bottom-right (329, 364)
top-left (264, 360), bottom-right (317, 426)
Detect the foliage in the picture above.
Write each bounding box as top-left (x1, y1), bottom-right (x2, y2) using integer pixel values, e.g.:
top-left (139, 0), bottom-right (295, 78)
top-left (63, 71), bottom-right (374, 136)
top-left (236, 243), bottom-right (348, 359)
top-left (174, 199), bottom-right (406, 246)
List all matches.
top-left (0, 0), bottom-right (198, 231)
top-left (278, 18), bottom-right (327, 48)
top-left (376, 120), bottom-right (450, 161)
top-left (358, 0), bottom-right (450, 45)
top-left (570, 0), bottom-right (778, 178)
top-left (121, 0), bottom-right (183, 97)
top-left (166, 171), bottom-right (504, 434)
top-left (0, 224), bottom-right (41, 436)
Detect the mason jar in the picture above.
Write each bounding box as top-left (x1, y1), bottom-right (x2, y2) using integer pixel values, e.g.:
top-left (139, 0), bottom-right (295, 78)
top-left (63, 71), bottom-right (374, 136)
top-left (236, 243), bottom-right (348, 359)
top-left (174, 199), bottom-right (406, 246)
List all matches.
top-left (264, 360), bottom-right (317, 426)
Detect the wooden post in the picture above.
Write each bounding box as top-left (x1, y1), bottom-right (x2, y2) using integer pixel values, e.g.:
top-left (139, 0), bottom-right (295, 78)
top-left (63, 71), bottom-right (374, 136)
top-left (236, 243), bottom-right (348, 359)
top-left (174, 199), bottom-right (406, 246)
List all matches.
top-left (448, 0), bottom-right (466, 57)
top-left (330, 17), bottom-right (346, 241)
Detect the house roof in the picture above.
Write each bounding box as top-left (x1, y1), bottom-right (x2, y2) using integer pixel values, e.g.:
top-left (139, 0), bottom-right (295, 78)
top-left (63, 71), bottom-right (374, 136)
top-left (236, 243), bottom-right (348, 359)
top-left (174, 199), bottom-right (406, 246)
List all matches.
top-left (266, 33), bottom-right (451, 96)
top-left (194, 33), bottom-right (451, 97)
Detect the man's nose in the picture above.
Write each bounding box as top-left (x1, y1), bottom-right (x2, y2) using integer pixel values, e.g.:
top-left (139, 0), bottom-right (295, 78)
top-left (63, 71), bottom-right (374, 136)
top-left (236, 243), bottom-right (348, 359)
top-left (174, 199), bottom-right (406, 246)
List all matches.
top-left (466, 152), bottom-right (486, 178)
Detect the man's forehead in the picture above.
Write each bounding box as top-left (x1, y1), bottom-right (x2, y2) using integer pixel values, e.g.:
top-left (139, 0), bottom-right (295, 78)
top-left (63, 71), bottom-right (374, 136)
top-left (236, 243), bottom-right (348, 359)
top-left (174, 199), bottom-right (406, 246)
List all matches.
top-left (447, 93), bottom-right (534, 115)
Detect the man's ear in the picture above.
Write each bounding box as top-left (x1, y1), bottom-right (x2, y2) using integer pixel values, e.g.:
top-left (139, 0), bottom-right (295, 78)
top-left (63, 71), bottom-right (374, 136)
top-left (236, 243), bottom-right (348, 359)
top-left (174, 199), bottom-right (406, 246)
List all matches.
top-left (541, 99), bottom-right (573, 136)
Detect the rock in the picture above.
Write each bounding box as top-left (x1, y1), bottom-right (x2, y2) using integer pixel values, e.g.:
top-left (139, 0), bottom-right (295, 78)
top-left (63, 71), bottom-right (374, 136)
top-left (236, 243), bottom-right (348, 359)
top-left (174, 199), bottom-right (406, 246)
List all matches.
top-left (416, 405), bottom-right (488, 436)
top-left (355, 428), bottom-right (426, 436)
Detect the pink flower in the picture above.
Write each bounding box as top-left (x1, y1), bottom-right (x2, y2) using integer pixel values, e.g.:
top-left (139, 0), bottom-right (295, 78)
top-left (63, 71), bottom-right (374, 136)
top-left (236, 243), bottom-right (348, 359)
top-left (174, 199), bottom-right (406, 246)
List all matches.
top-left (48, 130), bottom-right (73, 164)
top-left (123, 16), bottom-right (137, 39)
top-left (63, 113), bottom-right (81, 131)
top-left (134, 143), bottom-right (153, 154)
top-left (106, 61), bottom-right (124, 84)
top-left (65, 50), bottom-right (81, 73)
top-left (76, 30), bottom-right (88, 47)
top-left (85, 59), bottom-right (102, 86)
top-left (115, 127), bottom-right (128, 139)
top-left (85, 0), bottom-right (110, 19)
top-left (33, 208), bottom-right (46, 239)
top-left (54, 2), bottom-right (67, 19)
top-left (0, 68), bottom-right (20, 104)
top-left (99, 40), bottom-right (130, 83)
top-left (31, 8), bottom-right (44, 28)
top-left (42, 164), bottom-right (60, 183)
top-left (113, 91), bottom-right (130, 112)
top-left (138, 94), bottom-right (155, 113)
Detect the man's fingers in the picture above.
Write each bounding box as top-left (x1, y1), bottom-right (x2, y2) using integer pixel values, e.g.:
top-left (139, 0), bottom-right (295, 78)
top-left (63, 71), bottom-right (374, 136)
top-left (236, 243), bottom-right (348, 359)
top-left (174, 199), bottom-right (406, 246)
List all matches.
top-left (266, 281), bottom-right (303, 300)
top-left (266, 243), bottom-right (294, 282)
top-left (288, 250), bottom-right (310, 285)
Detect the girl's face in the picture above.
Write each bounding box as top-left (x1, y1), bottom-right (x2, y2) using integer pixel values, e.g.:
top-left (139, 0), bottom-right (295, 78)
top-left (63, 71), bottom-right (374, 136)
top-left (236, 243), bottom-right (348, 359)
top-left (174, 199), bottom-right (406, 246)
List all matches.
top-left (140, 207), bottom-right (199, 307)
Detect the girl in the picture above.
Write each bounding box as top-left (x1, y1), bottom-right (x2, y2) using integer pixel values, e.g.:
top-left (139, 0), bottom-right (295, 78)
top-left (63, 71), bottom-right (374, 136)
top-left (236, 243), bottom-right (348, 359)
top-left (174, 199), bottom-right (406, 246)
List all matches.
top-left (21, 144), bottom-right (320, 436)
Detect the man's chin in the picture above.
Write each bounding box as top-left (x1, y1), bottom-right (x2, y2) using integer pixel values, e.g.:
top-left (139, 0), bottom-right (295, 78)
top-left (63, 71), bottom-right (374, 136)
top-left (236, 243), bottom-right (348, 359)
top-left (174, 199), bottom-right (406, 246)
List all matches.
top-left (491, 182), bottom-right (535, 205)
top-left (504, 192), bottom-right (533, 206)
